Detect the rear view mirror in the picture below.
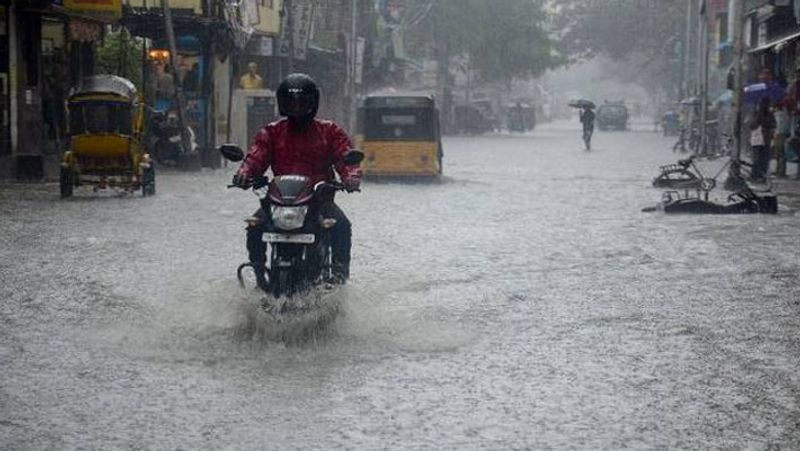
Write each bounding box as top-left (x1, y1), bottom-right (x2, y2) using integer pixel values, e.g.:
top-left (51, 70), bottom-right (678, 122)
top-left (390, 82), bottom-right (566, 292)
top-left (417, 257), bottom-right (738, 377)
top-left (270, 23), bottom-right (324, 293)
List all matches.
top-left (343, 150), bottom-right (364, 165)
top-left (219, 144), bottom-right (244, 162)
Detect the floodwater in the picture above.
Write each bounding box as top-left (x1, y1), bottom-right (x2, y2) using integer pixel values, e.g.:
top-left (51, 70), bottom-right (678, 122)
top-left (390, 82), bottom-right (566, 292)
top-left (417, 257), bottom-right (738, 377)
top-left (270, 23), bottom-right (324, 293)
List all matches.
top-left (2, 121), bottom-right (800, 450)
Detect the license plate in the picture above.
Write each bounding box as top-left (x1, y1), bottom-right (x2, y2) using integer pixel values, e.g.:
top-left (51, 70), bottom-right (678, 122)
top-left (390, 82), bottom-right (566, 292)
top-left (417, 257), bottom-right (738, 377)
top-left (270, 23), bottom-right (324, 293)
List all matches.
top-left (263, 233), bottom-right (315, 244)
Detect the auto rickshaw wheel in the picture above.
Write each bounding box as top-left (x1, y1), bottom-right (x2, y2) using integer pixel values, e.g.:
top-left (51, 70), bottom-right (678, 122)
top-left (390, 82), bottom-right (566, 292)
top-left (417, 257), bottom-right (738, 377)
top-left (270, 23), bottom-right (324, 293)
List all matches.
top-left (141, 166), bottom-right (156, 196)
top-left (60, 167), bottom-right (74, 198)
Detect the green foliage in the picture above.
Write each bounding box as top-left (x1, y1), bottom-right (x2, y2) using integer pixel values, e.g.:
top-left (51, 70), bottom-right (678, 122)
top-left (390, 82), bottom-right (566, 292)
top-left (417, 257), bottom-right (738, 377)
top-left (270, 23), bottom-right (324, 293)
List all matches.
top-left (554, 0), bottom-right (686, 62)
top-left (434, 0), bottom-right (557, 81)
top-left (96, 30), bottom-right (145, 89)
top-left (553, 0), bottom-right (689, 95)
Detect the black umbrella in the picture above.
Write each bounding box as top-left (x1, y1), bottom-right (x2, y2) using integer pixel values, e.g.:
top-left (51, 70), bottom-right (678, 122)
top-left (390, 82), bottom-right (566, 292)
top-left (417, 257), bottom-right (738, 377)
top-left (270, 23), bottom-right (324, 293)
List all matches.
top-left (569, 99), bottom-right (596, 109)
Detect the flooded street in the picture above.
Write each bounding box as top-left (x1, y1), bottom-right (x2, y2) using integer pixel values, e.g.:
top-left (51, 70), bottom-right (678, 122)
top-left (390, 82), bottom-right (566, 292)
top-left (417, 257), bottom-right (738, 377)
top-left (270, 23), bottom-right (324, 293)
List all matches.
top-left (3, 121), bottom-right (800, 450)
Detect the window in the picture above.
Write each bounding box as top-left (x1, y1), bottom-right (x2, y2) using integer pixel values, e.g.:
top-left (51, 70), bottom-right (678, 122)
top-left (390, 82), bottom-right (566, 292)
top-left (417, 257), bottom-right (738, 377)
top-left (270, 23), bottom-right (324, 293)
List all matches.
top-left (365, 108), bottom-right (435, 140)
top-left (70, 102), bottom-right (133, 135)
top-left (381, 115), bottom-right (416, 126)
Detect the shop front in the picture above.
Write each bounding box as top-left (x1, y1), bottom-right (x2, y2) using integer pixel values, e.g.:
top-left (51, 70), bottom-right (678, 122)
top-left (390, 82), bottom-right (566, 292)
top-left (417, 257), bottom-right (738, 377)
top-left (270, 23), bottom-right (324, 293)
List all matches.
top-left (0, 1), bottom-right (110, 181)
top-left (122, 1), bottom-right (248, 169)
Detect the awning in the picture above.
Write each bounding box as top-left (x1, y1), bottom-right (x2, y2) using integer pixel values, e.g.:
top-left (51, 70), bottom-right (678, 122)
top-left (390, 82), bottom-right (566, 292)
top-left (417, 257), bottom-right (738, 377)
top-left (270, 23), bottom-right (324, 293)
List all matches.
top-left (21, 4), bottom-right (112, 24)
top-left (748, 30), bottom-right (800, 54)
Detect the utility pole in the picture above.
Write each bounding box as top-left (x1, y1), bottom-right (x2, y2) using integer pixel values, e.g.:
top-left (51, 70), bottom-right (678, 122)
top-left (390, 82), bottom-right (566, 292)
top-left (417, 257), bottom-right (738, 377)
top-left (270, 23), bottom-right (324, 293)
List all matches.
top-left (682, 0), bottom-right (692, 98)
top-left (725, 0), bottom-right (745, 189)
top-left (286, 0), bottom-right (295, 73)
top-left (161, 0), bottom-right (192, 156)
top-left (350, 0), bottom-right (358, 134)
top-left (432, 5), bottom-right (451, 133)
top-left (683, 0), bottom-right (694, 98)
top-left (698, 0), bottom-right (709, 155)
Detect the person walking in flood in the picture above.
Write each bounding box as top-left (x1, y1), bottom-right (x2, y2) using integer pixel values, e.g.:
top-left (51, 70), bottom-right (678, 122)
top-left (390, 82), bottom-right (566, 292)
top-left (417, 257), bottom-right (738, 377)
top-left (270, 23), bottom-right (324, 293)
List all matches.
top-left (580, 105), bottom-right (595, 150)
top-left (749, 97), bottom-right (777, 182)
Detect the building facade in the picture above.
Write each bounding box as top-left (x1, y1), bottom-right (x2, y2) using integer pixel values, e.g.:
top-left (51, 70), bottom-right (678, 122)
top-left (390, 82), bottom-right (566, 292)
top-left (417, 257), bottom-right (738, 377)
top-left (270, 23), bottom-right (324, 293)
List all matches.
top-left (745, 0), bottom-right (800, 83)
top-left (0, 0), bottom-right (109, 181)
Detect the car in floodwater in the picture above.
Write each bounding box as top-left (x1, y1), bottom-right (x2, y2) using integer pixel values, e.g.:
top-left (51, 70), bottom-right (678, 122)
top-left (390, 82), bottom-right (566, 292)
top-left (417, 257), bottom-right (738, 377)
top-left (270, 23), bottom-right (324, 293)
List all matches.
top-left (596, 102), bottom-right (629, 131)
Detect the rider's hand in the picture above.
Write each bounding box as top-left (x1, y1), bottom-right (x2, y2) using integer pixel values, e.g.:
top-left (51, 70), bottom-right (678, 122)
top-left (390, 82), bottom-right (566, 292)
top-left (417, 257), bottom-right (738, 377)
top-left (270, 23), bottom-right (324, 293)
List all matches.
top-left (343, 175), bottom-right (361, 193)
top-left (231, 172), bottom-right (250, 189)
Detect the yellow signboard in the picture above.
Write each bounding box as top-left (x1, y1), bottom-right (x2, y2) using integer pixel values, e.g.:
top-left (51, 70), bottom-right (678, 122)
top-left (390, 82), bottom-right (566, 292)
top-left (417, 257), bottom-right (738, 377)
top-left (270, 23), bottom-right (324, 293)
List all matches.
top-left (64, 0), bottom-right (122, 20)
top-left (254, 0), bottom-right (283, 35)
top-left (125, 0), bottom-right (201, 14)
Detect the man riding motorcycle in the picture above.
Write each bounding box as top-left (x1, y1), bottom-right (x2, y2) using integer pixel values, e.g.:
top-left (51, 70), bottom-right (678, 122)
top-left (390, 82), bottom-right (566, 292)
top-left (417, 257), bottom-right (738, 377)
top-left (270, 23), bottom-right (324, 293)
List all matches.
top-left (232, 73), bottom-right (362, 290)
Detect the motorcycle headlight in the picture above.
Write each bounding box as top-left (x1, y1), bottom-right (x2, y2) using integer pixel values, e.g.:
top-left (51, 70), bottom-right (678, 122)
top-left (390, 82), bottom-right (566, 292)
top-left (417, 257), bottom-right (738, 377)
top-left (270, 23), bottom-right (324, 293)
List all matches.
top-left (271, 206), bottom-right (308, 230)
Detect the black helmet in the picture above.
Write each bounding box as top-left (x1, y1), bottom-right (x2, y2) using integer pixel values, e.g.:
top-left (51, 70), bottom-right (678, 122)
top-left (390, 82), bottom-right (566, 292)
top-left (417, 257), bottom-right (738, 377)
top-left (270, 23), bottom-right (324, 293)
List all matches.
top-left (277, 73), bottom-right (320, 122)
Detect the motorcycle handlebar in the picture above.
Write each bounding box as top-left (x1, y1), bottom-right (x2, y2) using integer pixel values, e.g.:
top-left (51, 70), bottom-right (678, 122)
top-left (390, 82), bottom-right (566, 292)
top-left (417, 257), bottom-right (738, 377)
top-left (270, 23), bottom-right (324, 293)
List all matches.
top-left (315, 181), bottom-right (361, 193)
top-left (227, 175), bottom-right (269, 190)
top-left (227, 178), bottom-right (359, 193)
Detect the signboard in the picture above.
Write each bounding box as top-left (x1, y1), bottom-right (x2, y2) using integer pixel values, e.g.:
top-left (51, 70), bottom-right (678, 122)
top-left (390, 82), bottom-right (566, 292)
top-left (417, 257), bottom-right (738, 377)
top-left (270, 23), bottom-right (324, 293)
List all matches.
top-left (247, 36), bottom-right (273, 56)
top-left (796, 0), bottom-right (800, 26)
top-left (355, 37), bottom-right (365, 85)
top-left (254, 0), bottom-right (281, 35)
top-left (245, 0), bottom-right (260, 26)
top-left (125, 0), bottom-right (201, 14)
top-left (63, 0), bottom-right (122, 20)
top-left (757, 21), bottom-right (768, 48)
top-left (745, 16), bottom-right (752, 48)
top-left (68, 19), bottom-right (102, 42)
top-left (277, 1), bottom-right (314, 60)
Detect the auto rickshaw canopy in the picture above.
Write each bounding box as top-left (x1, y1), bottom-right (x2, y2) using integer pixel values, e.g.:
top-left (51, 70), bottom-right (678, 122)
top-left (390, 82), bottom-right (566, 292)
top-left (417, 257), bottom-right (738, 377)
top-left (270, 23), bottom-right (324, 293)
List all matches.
top-left (66, 75), bottom-right (142, 137)
top-left (69, 74), bottom-right (138, 101)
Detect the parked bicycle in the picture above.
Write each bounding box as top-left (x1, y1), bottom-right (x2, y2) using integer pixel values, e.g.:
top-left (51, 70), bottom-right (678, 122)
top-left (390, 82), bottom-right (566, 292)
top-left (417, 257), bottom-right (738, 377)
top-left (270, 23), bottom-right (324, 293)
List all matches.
top-left (653, 155), bottom-right (766, 192)
top-left (672, 125), bottom-right (701, 153)
top-left (652, 155), bottom-right (716, 191)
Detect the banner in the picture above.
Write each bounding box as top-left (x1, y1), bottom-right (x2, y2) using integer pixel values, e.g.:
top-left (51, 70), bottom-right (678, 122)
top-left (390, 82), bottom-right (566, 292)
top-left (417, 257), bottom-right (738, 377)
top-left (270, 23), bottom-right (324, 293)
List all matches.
top-left (63, 0), bottom-right (122, 20)
top-left (277, 1), bottom-right (314, 60)
top-left (68, 19), bottom-right (102, 42)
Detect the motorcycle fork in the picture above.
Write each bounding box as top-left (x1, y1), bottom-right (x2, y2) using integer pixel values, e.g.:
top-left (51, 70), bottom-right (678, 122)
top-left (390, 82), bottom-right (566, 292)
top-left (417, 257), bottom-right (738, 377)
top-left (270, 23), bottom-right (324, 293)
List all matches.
top-left (270, 243), bottom-right (310, 294)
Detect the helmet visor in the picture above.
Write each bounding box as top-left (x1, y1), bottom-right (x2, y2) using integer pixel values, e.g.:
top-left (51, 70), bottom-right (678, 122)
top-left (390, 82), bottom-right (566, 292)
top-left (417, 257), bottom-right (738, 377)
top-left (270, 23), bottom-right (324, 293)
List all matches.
top-left (282, 88), bottom-right (314, 117)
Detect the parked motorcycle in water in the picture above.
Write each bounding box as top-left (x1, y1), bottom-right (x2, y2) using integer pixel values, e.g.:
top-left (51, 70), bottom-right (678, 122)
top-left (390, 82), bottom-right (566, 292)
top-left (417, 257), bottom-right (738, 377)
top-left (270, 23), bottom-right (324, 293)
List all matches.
top-left (148, 109), bottom-right (198, 167)
top-left (220, 144), bottom-right (363, 301)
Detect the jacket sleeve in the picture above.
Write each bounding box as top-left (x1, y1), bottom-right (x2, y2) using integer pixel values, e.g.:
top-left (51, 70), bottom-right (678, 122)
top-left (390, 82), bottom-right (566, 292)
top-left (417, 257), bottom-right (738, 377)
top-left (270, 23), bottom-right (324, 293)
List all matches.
top-left (237, 127), bottom-right (272, 178)
top-left (327, 123), bottom-right (362, 180)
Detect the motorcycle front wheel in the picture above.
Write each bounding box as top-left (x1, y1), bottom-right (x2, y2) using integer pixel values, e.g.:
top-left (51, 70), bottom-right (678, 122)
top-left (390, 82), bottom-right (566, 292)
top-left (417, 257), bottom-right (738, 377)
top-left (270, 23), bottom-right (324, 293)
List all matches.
top-left (271, 268), bottom-right (291, 298)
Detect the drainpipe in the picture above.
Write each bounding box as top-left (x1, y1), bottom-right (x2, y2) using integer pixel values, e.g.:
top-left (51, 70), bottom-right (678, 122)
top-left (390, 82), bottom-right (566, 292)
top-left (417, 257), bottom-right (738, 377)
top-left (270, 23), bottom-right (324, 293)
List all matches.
top-left (698, 1), bottom-right (709, 155)
top-left (725, 0), bottom-right (745, 189)
top-left (684, 0), bottom-right (695, 98)
top-left (9, 3), bottom-right (18, 156)
top-left (350, 0), bottom-right (358, 134)
top-left (286, 0), bottom-right (294, 73)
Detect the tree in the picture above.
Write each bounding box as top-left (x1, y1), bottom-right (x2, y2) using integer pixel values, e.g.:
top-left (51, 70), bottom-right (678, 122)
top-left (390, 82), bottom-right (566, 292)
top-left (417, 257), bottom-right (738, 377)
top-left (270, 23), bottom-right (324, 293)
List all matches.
top-left (552, 0), bottom-right (689, 97)
top-left (411, 0), bottom-right (557, 82)
top-left (96, 30), bottom-right (145, 89)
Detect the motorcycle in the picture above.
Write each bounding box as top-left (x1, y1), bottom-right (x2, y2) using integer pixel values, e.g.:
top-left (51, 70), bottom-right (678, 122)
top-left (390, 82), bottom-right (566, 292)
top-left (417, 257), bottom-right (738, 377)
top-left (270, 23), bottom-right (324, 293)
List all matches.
top-left (148, 109), bottom-right (198, 167)
top-left (220, 144), bottom-right (363, 301)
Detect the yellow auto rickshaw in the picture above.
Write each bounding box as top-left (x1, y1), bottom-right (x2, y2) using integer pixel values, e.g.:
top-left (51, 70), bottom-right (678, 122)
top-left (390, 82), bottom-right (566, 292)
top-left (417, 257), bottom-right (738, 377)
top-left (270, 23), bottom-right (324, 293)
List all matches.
top-left (358, 95), bottom-right (442, 178)
top-left (60, 75), bottom-right (154, 197)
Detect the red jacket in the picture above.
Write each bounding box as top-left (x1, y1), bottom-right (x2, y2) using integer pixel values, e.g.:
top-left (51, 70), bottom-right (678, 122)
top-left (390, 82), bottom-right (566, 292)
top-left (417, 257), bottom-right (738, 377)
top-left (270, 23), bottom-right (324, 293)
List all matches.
top-left (237, 118), bottom-right (361, 185)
